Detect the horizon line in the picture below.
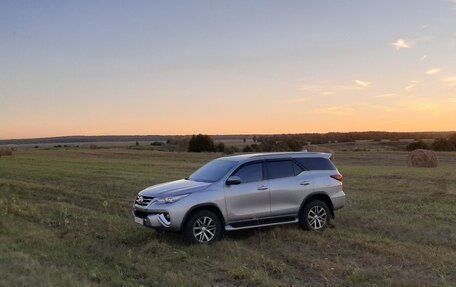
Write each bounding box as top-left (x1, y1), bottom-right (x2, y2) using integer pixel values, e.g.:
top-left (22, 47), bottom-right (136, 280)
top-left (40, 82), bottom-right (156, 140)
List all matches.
top-left (2, 130), bottom-right (455, 142)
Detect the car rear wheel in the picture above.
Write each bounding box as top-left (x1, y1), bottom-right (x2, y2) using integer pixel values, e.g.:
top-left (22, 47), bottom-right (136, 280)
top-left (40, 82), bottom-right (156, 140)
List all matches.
top-left (300, 200), bottom-right (331, 230)
top-left (184, 210), bottom-right (222, 244)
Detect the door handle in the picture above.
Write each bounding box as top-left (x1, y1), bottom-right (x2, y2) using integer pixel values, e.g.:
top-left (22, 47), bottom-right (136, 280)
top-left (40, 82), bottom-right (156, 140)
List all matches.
top-left (257, 186), bottom-right (268, 190)
top-left (300, 181), bottom-right (311, 186)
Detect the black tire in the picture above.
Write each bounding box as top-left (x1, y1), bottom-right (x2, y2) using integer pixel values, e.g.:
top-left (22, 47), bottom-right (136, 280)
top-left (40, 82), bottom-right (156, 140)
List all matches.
top-left (299, 200), bottom-right (331, 230)
top-left (183, 210), bottom-right (222, 244)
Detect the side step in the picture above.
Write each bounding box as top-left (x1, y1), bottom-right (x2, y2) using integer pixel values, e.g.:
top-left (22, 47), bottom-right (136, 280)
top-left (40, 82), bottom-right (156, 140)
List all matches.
top-left (225, 216), bottom-right (299, 231)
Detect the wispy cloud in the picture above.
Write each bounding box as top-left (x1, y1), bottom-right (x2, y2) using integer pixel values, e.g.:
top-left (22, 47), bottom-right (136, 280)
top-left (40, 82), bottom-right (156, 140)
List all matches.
top-left (391, 37), bottom-right (431, 50)
top-left (404, 80), bottom-right (419, 91)
top-left (300, 84), bottom-right (334, 95)
top-left (451, 0), bottom-right (456, 11)
top-left (289, 97), bottom-right (309, 103)
top-left (441, 76), bottom-right (456, 86)
top-left (373, 93), bottom-right (397, 98)
top-left (392, 38), bottom-right (410, 49)
top-left (354, 80), bottom-right (370, 88)
top-left (409, 97), bottom-right (441, 115)
top-left (426, 68), bottom-right (442, 75)
top-left (314, 105), bottom-right (355, 116)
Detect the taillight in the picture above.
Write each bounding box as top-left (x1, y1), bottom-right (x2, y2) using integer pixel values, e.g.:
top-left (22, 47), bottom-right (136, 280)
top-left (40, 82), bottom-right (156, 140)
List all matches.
top-left (330, 174), bottom-right (343, 182)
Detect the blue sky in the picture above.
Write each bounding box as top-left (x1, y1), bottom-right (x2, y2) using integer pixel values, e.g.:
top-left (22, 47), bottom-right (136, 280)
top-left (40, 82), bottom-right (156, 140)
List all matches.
top-left (1, 0), bottom-right (455, 139)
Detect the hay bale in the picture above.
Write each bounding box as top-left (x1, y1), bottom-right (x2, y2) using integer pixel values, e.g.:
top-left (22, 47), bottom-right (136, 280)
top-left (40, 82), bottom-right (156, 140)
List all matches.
top-left (0, 147), bottom-right (13, 156)
top-left (407, 149), bottom-right (438, 168)
top-left (303, 145), bottom-right (335, 161)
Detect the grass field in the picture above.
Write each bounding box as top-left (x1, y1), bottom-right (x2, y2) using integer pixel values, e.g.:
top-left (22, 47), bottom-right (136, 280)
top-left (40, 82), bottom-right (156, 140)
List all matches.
top-left (0, 148), bottom-right (455, 287)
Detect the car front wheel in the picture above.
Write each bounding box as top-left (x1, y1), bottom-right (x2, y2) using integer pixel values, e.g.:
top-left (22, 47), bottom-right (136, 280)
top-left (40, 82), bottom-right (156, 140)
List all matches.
top-left (300, 200), bottom-right (331, 230)
top-left (184, 210), bottom-right (222, 244)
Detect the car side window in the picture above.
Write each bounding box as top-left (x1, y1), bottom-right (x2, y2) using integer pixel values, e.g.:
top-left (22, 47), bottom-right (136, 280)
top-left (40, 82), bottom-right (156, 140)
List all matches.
top-left (232, 163), bottom-right (263, 183)
top-left (292, 161), bottom-right (304, 175)
top-left (296, 157), bottom-right (336, 170)
top-left (266, 160), bottom-right (302, 179)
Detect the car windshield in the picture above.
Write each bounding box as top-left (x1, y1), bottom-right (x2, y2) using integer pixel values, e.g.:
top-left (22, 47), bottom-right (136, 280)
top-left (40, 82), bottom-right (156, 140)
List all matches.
top-left (188, 159), bottom-right (238, 183)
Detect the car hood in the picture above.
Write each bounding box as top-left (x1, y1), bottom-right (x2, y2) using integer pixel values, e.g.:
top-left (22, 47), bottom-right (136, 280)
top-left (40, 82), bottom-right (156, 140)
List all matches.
top-left (138, 179), bottom-right (212, 197)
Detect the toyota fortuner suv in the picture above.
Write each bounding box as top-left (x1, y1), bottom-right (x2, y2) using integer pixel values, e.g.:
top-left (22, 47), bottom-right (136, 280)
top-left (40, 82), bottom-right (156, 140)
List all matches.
top-left (133, 152), bottom-right (345, 243)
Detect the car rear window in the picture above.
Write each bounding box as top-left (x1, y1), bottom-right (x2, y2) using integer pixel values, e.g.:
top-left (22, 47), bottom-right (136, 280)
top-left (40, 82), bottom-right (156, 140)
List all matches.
top-left (295, 157), bottom-right (336, 171)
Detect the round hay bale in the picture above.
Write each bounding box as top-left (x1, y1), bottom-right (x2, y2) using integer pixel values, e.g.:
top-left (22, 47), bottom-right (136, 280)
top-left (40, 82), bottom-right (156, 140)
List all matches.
top-left (0, 147), bottom-right (13, 156)
top-left (303, 145), bottom-right (335, 161)
top-left (407, 149), bottom-right (438, 168)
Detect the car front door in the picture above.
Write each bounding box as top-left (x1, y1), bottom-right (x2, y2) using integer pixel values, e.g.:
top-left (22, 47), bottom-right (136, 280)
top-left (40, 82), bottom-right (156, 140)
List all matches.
top-left (266, 159), bottom-right (314, 216)
top-left (224, 161), bottom-right (270, 221)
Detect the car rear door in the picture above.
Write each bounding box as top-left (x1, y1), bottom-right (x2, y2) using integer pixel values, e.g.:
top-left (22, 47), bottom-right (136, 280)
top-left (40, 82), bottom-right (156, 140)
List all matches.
top-left (224, 161), bottom-right (271, 221)
top-left (266, 159), bottom-right (314, 216)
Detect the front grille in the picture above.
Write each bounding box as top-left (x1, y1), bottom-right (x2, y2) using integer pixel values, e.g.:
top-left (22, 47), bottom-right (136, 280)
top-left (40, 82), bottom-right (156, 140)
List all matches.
top-left (135, 195), bottom-right (154, 206)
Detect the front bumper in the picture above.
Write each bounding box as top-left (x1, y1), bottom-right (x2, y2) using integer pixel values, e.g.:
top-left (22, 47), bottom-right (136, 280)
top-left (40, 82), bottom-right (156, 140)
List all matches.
top-left (134, 211), bottom-right (171, 228)
top-left (133, 202), bottom-right (187, 231)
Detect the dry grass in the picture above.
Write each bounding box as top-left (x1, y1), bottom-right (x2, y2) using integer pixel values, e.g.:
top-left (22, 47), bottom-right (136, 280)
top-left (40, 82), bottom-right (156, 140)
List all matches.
top-left (0, 148), bottom-right (455, 286)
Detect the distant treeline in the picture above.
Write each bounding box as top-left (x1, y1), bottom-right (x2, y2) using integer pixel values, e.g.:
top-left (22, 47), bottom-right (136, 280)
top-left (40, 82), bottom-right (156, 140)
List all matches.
top-left (1, 131), bottom-right (455, 145)
top-left (255, 131), bottom-right (455, 144)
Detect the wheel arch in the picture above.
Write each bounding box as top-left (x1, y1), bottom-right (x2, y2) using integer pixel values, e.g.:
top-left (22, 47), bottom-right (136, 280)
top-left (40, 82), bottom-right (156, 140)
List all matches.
top-left (299, 192), bottom-right (335, 219)
top-left (181, 203), bottom-right (226, 231)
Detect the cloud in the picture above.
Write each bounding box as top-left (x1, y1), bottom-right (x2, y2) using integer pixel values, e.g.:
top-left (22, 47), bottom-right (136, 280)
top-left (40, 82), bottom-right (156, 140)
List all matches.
top-left (354, 80), bottom-right (370, 88)
top-left (451, 0), bottom-right (456, 11)
top-left (373, 93), bottom-right (397, 98)
top-left (300, 84), bottom-right (334, 95)
top-left (289, 98), bottom-right (309, 103)
top-left (391, 37), bottom-right (431, 50)
top-left (314, 105), bottom-right (355, 116)
top-left (409, 97), bottom-right (440, 115)
top-left (392, 39), bottom-right (410, 49)
top-left (426, 68), bottom-right (442, 75)
top-left (300, 80), bottom-right (370, 95)
top-left (441, 76), bottom-right (456, 86)
top-left (421, 55), bottom-right (427, 60)
top-left (404, 80), bottom-right (419, 91)
top-left (300, 84), bottom-right (323, 92)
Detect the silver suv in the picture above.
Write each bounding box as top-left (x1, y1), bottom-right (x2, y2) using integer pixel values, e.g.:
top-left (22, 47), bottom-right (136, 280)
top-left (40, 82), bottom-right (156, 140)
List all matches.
top-left (133, 152), bottom-right (345, 243)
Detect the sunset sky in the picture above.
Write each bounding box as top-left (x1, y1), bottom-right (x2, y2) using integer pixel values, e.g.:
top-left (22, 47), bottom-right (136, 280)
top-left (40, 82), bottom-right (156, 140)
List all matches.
top-left (1, 0), bottom-right (456, 139)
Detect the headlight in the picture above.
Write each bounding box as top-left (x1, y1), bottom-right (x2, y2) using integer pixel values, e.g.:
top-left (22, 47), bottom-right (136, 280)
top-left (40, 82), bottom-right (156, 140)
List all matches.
top-left (156, 194), bottom-right (190, 204)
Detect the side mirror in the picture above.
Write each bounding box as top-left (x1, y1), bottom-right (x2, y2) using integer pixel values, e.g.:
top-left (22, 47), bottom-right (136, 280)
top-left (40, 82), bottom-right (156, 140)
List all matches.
top-left (226, 176), bottom-right (241, 185)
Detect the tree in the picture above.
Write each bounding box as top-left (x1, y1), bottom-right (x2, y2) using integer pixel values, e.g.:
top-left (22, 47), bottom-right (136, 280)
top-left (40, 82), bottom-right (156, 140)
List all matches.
top-left (252, 136), bottom-right (257, 143)
top-left (242, 145), bottom-right (253, 152)
top-left (188, 134), bottom-right (216, 152)
top-left (406, 140), bottom-right (428, 151)
top-left (449, 134), bottom-right (456, 149)
top-left (431, 138), bottom-right (455, 151)
top-left (216, 142), bottom-right (225, 152)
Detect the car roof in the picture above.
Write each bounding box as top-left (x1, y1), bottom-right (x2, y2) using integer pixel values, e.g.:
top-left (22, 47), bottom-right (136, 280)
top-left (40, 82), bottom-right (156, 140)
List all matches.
top-left (219, 152), bottom-right (331, 162)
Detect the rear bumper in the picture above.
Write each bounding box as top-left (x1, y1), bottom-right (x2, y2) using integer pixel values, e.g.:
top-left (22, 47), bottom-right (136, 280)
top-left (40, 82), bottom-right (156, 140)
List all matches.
top-left (331, 190), bottom-right (345, 210)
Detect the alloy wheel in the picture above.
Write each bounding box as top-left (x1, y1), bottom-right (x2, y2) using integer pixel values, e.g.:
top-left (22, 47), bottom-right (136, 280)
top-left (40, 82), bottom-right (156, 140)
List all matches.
top-left (307, 205), bottom-right (327, 230)
top-left (193, 216), bottom-right (216, 243)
